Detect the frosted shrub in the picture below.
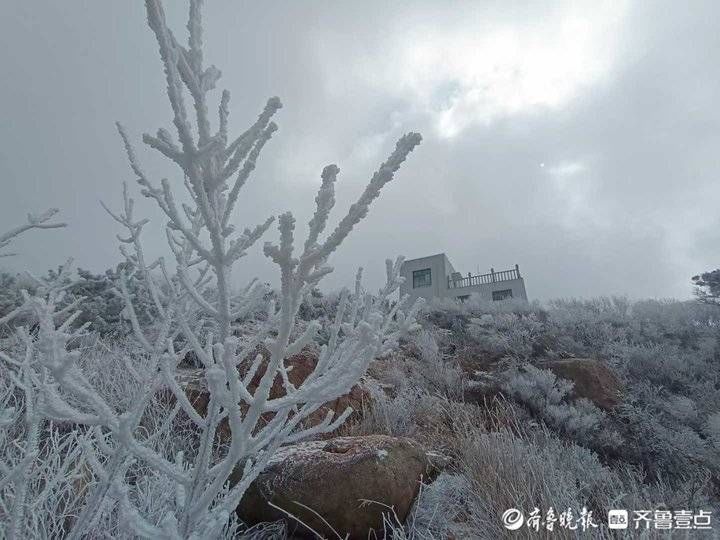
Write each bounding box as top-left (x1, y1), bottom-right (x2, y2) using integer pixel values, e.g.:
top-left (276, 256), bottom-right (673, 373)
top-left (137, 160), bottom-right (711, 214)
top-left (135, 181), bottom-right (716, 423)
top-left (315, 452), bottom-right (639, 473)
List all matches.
top-left (296, 288), bottom-right (327, 321)
top-left (661, 395), bottom-right (699, 424)
top-left (347, 383), bottom-right (438, 439)
top-left (544, 298), bottom-right (631, 356)
top-left (480, 313), bottom-right (541, 359)
top-left (457, 421), bottom-right (691, 540)
top-left (409, 294), bottom-right (720, 514)
top-left (0, 0), bottom-right (422, 537)
top-left (502, 364), bottom-right (611, 445)
top-left (0, 209), bottom-right (67, 336)
top-left (0, 274), bottom-right (103, 538)
top-left (704, 412), bottom-right (720, 449)
top-left (547, 297), bottom-right (631, 324)
top-left (414, 329), bottom-right (440, 362)
top-left (610, 342), bottom-right (707, 392)
top-left (0, 405), bottom-right (94, 538)
top-left (617, 402), bottom-right (714, 483)
top-left (629, 299), bottom-right (720, 346)
top-left (73, 336), bottom-right (159, 413)
top-left (400, 473), bottom-right (474, 539)
top-left (0, 272), bottom-right (22, 320)
top-left (545, 399), bottom-right (604, 439)
top-left (69, 266), bottom-right (156, 336)
top-left (410, 330), bottom-right (464, 400)
top-left (0, 274), bottom-right (33, 338)
top-left (0, 264), bottom-right (149, 338)
top-left (502, 364), bottom-right (573, 410)
top-left (343, 380), bottom-right (479, 454)
top-left (424, 296), bottom-right (540, 345)
top-left (431, 295), bottom-right (537, 317)
top-left (457, 417), bottom-right (614, 536)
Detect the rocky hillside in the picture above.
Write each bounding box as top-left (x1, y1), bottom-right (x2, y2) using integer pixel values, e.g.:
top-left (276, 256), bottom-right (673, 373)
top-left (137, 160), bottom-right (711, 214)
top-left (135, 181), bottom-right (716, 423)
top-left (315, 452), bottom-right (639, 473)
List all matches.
top-left (4, 291), bottom-right (719, 538)
top-left (157, 295), bottom-right (720, 538)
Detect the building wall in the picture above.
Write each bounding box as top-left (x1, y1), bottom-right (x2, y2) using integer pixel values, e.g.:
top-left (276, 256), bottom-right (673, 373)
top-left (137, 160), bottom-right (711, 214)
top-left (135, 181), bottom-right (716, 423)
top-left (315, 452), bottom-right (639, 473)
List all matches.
top-left (400, 253), bottom-right (528, 303)
top-left (399, 253), bottom-right (450, 303)
top-left (443, 256), bottom-right (456, 279)
top-left (447, 277), bottom-right (527, 301)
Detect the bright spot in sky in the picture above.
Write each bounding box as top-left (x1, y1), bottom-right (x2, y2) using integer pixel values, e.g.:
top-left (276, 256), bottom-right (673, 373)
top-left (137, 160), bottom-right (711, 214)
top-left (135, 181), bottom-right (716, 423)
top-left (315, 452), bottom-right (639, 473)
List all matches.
top-left (390, 3), bottom-right (629, 138)
top-left (549, 161), bottom-right (587, 178)
top-left (545, 159), bottom-right (605, 230)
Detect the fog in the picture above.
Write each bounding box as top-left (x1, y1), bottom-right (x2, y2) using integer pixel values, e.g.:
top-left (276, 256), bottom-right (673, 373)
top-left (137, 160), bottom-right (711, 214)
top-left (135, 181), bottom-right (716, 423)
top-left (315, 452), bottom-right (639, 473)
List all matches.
top-left (2, 1), bottom-right (719, 300)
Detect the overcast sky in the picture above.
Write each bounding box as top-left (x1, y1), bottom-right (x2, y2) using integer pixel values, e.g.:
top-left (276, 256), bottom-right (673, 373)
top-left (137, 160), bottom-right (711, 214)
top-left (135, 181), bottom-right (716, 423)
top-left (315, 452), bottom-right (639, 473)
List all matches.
top-left (2, 1), bottom-right (719, 301)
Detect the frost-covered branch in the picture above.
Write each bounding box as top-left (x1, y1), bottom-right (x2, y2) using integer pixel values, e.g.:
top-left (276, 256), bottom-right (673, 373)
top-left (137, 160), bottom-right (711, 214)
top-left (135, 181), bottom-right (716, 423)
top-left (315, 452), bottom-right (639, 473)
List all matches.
top-left (3, 0), bottom-right (421, 537)
top-left (0, 209), bottom-right (66, 257)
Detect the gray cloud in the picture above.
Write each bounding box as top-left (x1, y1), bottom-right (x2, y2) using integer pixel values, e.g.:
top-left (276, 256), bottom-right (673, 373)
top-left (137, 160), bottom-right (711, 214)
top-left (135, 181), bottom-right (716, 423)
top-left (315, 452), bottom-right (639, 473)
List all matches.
top-left (2, 1), bottom-right (719, 300)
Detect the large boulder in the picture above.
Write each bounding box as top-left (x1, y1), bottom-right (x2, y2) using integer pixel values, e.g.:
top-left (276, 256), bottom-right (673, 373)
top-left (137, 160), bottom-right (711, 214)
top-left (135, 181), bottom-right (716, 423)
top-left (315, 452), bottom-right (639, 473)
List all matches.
top-left (539, 358), bottom-right (623, 410)
top-left (235, 435), bottom-right (438, 538)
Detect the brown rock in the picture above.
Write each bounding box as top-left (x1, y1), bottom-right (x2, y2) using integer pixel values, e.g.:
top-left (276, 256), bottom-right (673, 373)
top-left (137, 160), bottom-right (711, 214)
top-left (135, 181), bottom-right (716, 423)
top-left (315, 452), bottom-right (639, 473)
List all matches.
top-left (248, 348), bottom-right (317, 400)
top-left (540, 358), bottom-right (623, 410)
top-left (305, 383), bottom-right (372, 436)
top-left (235, 435), bottom-right (436, 539)
top-left (174, 367), bottom-right (210, 412)
top-left (162, 349), bottom-right (372, 441)
top-left (171, 347), bottom-right (319, 407)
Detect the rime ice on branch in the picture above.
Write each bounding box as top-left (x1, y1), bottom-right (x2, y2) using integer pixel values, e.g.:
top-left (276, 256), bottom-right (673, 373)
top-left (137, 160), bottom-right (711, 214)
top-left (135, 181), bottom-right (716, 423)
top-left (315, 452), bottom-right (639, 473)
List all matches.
top-left (0, 209), bottom-right (66, 258)
top-left (95, 0), bottom-right (423, 536)
top-left (0, 0), bottom-right (420, 535)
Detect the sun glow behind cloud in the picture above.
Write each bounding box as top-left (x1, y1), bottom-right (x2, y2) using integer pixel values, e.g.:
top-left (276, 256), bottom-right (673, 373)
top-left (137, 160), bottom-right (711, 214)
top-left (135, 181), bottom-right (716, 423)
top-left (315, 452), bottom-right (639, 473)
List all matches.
top-left (546, 160), bottom-right (593, 227)
top-left (383, 3), bottom-right (630, 137)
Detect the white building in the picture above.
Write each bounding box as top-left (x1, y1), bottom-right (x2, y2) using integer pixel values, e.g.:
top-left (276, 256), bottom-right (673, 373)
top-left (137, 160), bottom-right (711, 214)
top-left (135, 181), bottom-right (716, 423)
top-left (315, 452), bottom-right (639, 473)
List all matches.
top-left (399, 253), bottom-right (528, 303)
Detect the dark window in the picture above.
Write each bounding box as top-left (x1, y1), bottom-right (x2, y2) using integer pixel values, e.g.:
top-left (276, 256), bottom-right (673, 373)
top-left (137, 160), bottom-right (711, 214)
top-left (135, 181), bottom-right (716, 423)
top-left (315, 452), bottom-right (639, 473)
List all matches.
top-left (457, 295), bottom-right (470, 302)
top-left (413, 268), bottom-right (432, 288)
top-left (492, 289), bottom-right (513, 301)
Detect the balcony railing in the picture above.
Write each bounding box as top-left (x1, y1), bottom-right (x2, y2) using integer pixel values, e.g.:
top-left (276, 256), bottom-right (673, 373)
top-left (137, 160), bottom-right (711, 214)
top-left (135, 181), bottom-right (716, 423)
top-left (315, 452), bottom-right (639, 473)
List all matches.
top-left (447, 264), bottom-right (521, 289)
